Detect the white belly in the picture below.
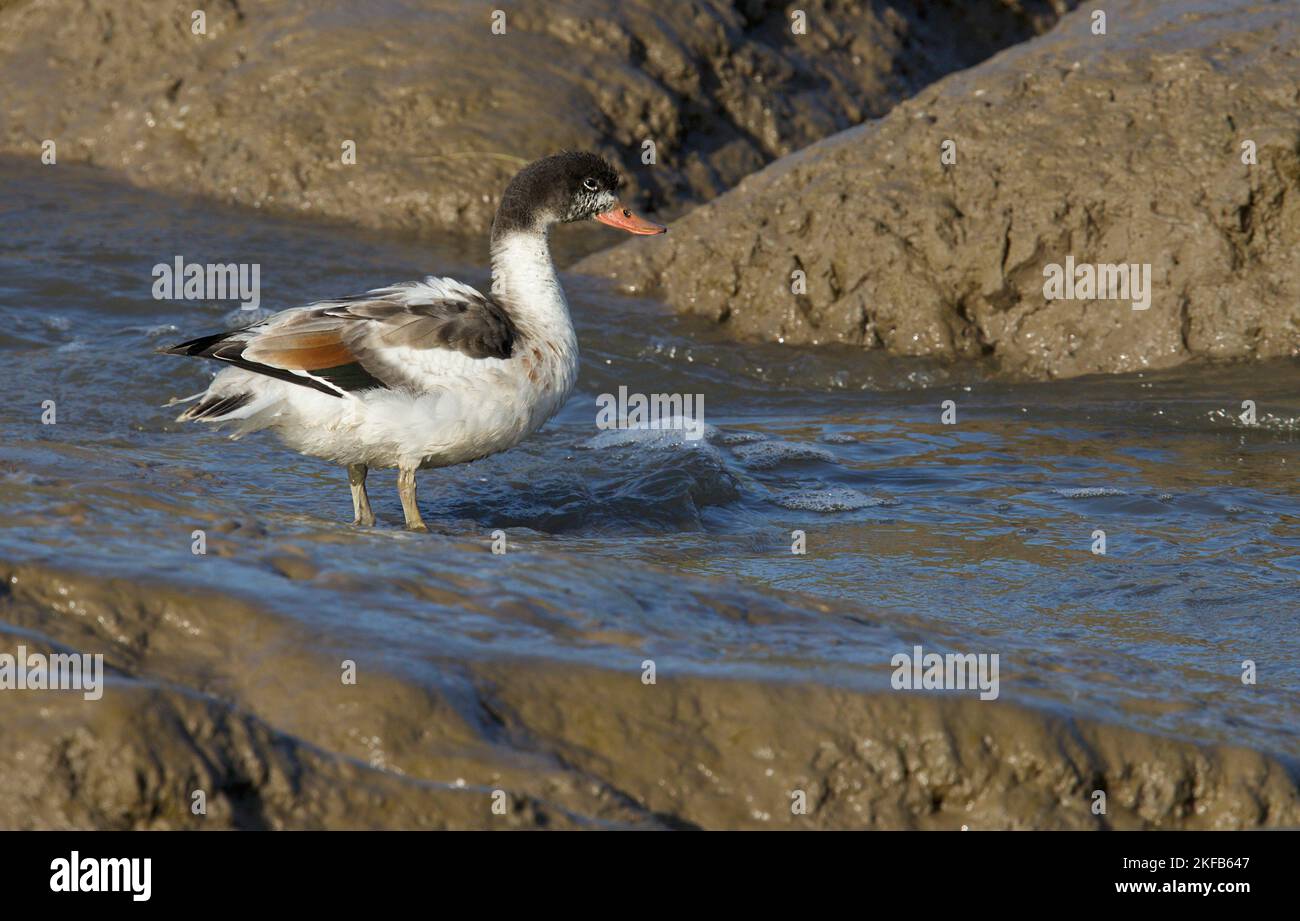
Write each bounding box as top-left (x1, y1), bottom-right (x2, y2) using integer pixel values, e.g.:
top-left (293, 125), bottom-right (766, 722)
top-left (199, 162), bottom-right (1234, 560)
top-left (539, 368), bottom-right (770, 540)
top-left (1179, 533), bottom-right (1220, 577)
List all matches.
top-left (265, 338), bottom-right (576, 469)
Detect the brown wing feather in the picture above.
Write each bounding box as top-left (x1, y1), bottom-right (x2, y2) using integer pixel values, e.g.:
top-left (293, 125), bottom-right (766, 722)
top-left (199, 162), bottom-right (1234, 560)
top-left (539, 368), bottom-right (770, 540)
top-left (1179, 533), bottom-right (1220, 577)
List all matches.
top-left (331, 295), bottom-right (516, 361)
top-left (243, 331), bottom-right (356, 371)
top-left (164, 280), bottom-right (516, 396)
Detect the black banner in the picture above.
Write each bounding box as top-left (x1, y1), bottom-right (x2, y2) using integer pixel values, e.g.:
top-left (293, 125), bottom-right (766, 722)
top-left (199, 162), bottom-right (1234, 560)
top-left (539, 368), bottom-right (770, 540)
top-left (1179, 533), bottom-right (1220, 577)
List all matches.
top-left (3, 829), bottom-right (1285, 907)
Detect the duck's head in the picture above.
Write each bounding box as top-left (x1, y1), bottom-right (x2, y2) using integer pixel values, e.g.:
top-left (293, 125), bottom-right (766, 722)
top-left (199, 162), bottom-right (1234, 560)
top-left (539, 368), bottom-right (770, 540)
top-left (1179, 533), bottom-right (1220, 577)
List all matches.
top-left (492, 151), bottom-right (666, 240)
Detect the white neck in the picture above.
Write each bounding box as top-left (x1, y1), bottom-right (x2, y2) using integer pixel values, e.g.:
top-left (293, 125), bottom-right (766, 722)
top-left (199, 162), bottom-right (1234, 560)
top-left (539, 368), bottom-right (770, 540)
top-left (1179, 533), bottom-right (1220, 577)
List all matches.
top-left (489, 230), bottom-right (573, 342)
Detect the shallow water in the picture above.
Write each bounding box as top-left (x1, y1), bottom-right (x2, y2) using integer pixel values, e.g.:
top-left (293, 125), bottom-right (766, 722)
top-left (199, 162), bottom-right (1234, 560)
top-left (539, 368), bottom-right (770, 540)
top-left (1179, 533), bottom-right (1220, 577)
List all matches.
top-left (2, 158), bottom-right (1298, 763)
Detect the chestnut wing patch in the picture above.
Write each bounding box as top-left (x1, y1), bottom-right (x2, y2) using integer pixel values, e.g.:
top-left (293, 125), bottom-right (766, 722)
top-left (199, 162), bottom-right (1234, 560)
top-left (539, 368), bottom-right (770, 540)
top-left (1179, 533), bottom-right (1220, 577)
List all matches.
top-left (163, 284), bottom-right (517, 397)
top-left (242, 324), bottom-right (355, 370)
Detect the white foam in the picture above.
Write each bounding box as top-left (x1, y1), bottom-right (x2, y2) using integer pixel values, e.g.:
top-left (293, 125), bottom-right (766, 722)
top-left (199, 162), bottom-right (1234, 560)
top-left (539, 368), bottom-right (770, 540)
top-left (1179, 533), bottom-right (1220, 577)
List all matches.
top-left (774, 488), bottom-right (889, 512)
top-left (733, 441), bottom-right (835, 470)
top-left (1055, 487), bottom-right (1126, 498)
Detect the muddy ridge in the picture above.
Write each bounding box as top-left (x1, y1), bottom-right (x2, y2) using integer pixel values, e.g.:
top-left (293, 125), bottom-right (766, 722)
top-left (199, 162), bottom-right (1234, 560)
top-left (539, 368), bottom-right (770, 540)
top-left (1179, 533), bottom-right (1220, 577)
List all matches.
top-left (578, 0), bottom-right (1300, 379)
top-left (3, 561), bottom-right (1296, 830)
top-left (0, 0), bottom-right (1072, 238)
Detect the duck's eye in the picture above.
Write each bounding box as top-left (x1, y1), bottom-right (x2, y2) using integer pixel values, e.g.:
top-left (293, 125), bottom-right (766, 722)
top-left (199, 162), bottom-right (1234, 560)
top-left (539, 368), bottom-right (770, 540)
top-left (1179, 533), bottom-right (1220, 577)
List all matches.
top-left (582, 177), bottom-right (599, 192)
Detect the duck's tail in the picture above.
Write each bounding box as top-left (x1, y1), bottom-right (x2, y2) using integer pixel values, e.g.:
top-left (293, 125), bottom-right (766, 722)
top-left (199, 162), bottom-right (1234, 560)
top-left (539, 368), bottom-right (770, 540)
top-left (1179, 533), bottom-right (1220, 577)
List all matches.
top-left (176, 392), bottom-right (255, 422)
top-left (168, 368), bottom-right (284, 437)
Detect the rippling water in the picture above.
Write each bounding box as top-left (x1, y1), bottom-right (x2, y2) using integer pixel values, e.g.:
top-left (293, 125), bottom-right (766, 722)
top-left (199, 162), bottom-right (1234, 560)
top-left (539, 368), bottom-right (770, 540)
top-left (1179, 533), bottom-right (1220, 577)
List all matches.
top-left (2, 158), bottom-right (1297, 762)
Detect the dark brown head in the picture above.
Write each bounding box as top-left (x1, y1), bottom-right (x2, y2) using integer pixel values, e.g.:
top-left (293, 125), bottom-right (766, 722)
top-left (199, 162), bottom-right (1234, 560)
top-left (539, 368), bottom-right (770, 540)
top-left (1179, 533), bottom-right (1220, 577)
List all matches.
top-left (491, 152), bottom-right (666, 241)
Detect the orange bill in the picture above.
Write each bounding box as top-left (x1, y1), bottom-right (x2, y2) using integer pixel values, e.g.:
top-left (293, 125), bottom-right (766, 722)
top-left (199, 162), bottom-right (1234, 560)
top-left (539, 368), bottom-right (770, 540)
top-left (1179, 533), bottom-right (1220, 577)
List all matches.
top-left (594, 204), bottom-right (667, 235)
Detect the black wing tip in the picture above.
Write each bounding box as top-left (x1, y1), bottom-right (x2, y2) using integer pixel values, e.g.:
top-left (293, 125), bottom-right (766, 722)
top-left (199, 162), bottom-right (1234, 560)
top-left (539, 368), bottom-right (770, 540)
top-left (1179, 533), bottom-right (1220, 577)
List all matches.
top-left (159, 331), bottom-right (229, 357)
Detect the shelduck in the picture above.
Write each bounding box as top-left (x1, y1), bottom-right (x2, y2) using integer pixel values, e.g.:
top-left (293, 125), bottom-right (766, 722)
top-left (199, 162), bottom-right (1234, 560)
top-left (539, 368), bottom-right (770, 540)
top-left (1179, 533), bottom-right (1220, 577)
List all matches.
top-left (163, 152), bottom-right (666, 530)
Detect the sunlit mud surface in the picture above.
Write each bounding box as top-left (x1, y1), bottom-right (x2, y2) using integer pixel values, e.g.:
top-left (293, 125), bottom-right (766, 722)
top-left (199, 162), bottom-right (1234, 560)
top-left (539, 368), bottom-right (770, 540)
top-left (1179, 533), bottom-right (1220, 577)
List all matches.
top-left (1, 160), bottom-right (1296, 828)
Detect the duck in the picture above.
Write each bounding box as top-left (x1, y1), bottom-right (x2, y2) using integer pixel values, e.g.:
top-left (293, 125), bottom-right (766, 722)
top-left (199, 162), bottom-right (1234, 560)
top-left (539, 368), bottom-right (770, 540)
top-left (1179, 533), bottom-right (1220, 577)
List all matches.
top-left (162, 151), bottom-right (665, 531)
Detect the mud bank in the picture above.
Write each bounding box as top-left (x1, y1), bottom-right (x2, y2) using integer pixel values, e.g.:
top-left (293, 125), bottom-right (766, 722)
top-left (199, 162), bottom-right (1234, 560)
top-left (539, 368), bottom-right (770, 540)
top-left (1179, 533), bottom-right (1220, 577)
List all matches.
top-left (3, 561), bottom-right (1296, 830)
top-left (578, 0), bottom-right (1300, 379)
top-left (0, 0), bottom-right (1073, 238)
